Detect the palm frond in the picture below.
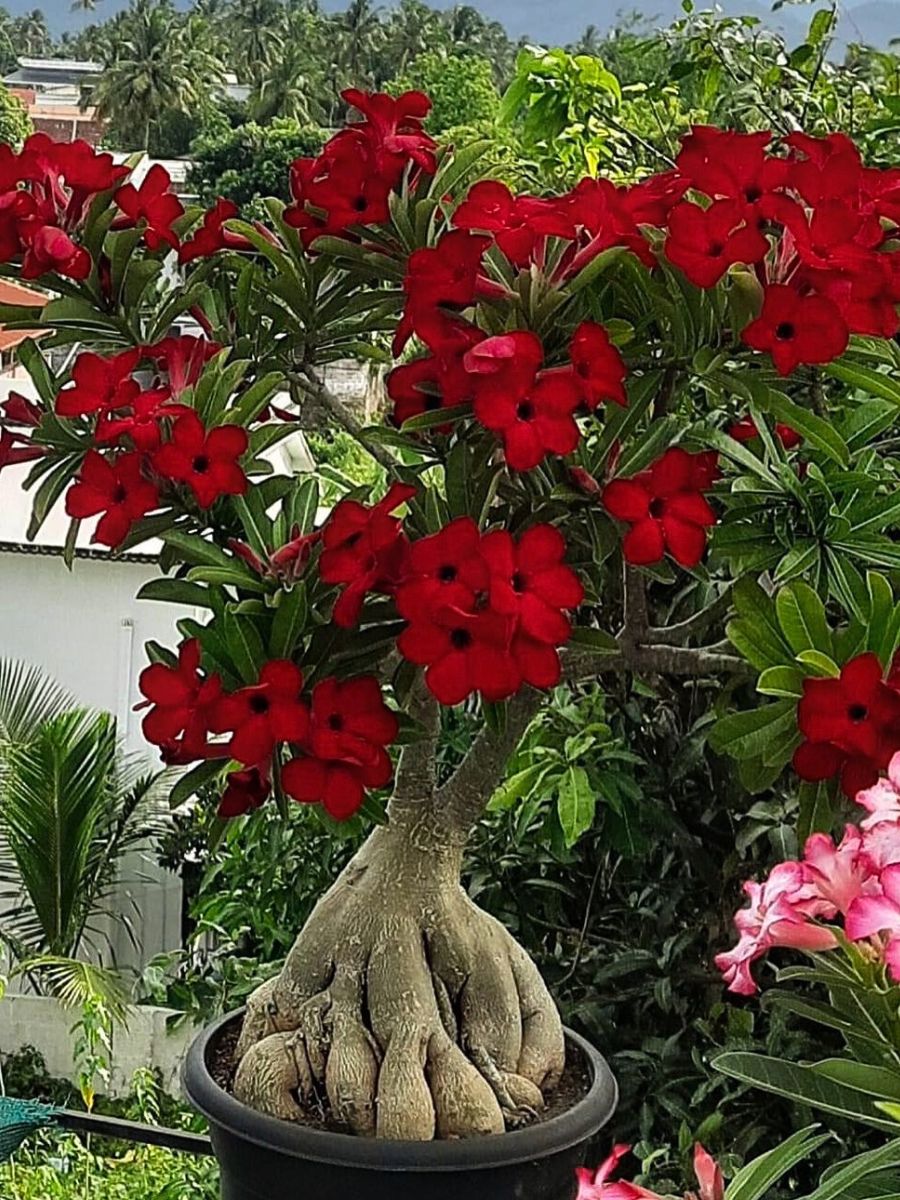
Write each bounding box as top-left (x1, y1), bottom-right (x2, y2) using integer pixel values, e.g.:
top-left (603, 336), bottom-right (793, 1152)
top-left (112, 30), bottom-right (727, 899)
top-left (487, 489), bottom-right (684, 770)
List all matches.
top-left (0, 659), bottom-right (74, 748)
top-left (16, 955), bottom-right (130, 1025)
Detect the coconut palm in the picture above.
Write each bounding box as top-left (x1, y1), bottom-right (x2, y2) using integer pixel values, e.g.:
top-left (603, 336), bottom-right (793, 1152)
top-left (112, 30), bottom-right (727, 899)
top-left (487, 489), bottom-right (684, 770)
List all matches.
top-left (336, 0), bottom-right (383, 89)
top-left (88, 0), bottom-right (225, 151)
top-left (12, 9), bottom-right (50, 56)
top-left (227, 0), bottom-right (287, 87)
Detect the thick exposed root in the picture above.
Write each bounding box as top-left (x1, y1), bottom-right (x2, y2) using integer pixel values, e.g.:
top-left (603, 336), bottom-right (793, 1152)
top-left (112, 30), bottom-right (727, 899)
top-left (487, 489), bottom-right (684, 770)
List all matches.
top-left (232, 830), bottom-right (565, 1140)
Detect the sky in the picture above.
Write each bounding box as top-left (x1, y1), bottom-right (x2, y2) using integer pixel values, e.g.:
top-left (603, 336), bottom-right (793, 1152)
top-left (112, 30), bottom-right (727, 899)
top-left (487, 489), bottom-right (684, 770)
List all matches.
top-left (13, 0), bottom-right (900, 52)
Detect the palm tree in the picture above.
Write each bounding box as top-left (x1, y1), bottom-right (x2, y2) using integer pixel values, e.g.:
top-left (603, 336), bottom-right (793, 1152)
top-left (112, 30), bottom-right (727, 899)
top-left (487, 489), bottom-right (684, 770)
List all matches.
top-left (12, 9), bottom-right (50, 56)
top-left (227, 0), bottom-right (286, 87)
top-left (575, 24), bottom-right (603, 56)
top-left (336, 0), bottom-right (383, 89)
top-left (248, 5), bottom-right (327, 123)
top-left (87, 0), bottom-right (225, 151)
top-left (71, 0), bottom-right (104, 12)
top-left (381, 0), bottom-right (442, 77)
top-left (0, 660), bottom-right (170, 990)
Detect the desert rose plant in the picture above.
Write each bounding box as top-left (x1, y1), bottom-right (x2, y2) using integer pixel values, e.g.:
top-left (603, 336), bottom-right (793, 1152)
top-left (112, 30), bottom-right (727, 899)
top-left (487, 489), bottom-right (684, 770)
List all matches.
top-left (6, 94), bottom-right (900, 1151)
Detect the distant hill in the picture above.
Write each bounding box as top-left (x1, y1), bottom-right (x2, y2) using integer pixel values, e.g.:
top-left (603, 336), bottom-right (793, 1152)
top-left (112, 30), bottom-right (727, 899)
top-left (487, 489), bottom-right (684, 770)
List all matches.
top-left (10, 0), bottom-right (900, 52)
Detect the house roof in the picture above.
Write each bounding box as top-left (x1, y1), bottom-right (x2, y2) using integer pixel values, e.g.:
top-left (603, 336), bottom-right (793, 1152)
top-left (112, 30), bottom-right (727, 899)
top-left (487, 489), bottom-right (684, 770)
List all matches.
top-left (0, 280), bottom-right (48, 308)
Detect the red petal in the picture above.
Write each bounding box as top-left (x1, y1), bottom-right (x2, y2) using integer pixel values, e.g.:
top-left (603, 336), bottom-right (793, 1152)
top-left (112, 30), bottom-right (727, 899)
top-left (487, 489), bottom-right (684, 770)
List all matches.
top-left (622, 519), bottom-right (665, 564)
top-left (602, 479), bottom-right (650, 522)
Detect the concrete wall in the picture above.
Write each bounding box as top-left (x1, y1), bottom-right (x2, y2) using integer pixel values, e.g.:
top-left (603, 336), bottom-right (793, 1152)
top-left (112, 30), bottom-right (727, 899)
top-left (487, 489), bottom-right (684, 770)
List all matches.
top-left (0, 995), bottom-right (196, 1099)
top-left (0, 548), bottom-right (190, 972)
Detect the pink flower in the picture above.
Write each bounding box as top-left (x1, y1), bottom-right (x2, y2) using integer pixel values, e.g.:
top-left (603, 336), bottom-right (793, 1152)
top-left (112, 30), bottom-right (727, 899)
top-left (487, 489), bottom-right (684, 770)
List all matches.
top-left (575, 1145), bottom-right (657, 1200)
top-left (693, 1145), bottom-right (724, 1200)
top-left (846, 861), bottom-right (900, 981)
top-left (715, 862), bottom-right (837, 995)
top-left (860, 820), bottom-right (900, 871)
top-left (802, 825), bottom-right (876, 915)
top-left (856, 751), bottom-right (900, 828)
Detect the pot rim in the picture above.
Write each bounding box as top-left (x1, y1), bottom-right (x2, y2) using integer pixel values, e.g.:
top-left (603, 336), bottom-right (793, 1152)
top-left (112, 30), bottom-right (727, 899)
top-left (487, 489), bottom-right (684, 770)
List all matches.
top-left (183, 1008), bottom-right (618, 1172)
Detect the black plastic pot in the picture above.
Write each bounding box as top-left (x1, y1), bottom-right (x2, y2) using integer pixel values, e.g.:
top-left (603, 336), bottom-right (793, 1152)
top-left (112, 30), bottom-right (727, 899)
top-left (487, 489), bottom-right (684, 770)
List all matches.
top-left (184, 1010), bottom-right (617, 1200)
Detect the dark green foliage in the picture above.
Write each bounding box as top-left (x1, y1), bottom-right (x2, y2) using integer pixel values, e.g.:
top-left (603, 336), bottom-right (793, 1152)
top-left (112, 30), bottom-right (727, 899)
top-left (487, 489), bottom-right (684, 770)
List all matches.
top-left (188, 119), bottom-right (326, 212)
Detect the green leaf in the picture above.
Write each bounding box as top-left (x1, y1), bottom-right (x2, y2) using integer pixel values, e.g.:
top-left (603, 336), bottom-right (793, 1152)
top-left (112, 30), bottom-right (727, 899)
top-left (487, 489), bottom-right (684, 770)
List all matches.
top-left (714, 1052), bottom-right (900, 1132)
top-left (168, 759), bottom-right (225, 809)
top-left (727, 578), bottom-right (793, 670)
top-left (286, 477), bottom-right (320, 535)
top-left (795, 649), bottom-right (840, 677)
top-left (753, 387), bottom-right (849, 466)
top-left (488, 764), bottom-right (549, 812)
top-left (223, 610), bottom-right (266, 683)
top-left (798, 1141), bottom-right (900, 1200)
top-left (557, 765), bottom-right (595, 847)
top-left (776, 582), bottom-right (832, 655)
top-left (568, 626), bottom-right (620, 654)
top-left (136, 578), bottom-right (214, 608)
top-left (269, 585), bottom-right (308, 659)
top-left (757, 666), bottom-right (804, 697)
top-left (708, 700), bottom-right (796, 760)
top-left (565, 245), bottom-right (628, 295)
top-left (726, 1125), bottom-right (830, 1200)
top-left (401, 402), bottom-right (471, 432)
top-left (825, 359), bottom-right (900, 406)
top-left (797, 781), bottom-right (838, 843)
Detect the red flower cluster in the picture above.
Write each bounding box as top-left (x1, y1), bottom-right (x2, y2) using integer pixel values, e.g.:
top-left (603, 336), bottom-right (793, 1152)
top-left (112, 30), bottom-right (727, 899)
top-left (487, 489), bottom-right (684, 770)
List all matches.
top-left (396, 519), bottom-right (583, 704)
top-left (138, 647), bottom-right (398, 821)
top-left (54, 341), bottom-right (247, 546)
top-left (282, 676), bottom-right (398, 819)
top-left (285, 89), bottom-right (437, 247)
top-left (0, 134), bottom-right (128, 279)
top-left (793, 653), bottom-right (900, 797)
top-left (666, 126), bottom-right (900, 374)
top-left (602, 447), bottom-right (720, 567)
top-left (450, 170), bottom-right (686, 279)
top-left (319, 481), bottom-right (416, 627)
top-left (388, 315), bottom-right (627, 473)
top-left (113, 163), bottom-right (184, 252)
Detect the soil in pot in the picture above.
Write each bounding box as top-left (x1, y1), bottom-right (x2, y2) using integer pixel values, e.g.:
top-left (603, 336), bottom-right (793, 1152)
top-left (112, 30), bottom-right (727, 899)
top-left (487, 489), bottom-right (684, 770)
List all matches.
top-left (208, 1013), bottom-right (594, 1135)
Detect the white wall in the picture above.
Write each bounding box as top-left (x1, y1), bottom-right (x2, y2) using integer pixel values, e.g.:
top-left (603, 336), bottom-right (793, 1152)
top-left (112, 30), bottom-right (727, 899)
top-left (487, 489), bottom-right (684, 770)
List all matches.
top-left (0, 548), bottom-right (189, 972)
top-left (0, 995), bottom-right (197, 1098)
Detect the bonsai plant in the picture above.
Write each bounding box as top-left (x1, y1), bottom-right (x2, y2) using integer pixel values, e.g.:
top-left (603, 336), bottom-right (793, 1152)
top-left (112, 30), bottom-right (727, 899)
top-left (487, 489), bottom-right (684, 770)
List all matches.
top-left (4, 92), bottom-right (900, 1195)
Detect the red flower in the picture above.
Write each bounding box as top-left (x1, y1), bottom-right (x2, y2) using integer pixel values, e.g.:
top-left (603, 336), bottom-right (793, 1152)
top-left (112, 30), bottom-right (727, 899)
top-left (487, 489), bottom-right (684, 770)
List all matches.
top-left (0, 428), bottom-right (44, 471)
top-left (267, 528), bottom-right (321, 582)
top-left (55, 349), bottom-right (141, 418)
top-left (469, 335), bottom-right (582, 471)
top-left (602, 447), bottom-right (719, 568)
top-left (285, 89), bottom-right (436, 247)
top-left (340, 87), bottom-right (437, 177)
top-left (784, 132), bottom-right (863, 206)
top-left (675, 126), bottom-right (787, 204)
top-left (219, 767), bottom-right (270, 819)
top-left (319, 481), bottom-right (415, 627)
top-left (394, 517), bottom-right (489, 619)
top-left (452, 180), bottom-right (574, 267)
top-left (742, 283), bottom-right (849, 375)
top-left (3, 391), bottom-right (42, 427)
top-left (664, 199), bottom-right (768, 289)
top-left (96, 388), bottom-right (191, 453)
top-left (729, 415), bottom-right (802, 450)
top-left (282, 674), bottom-right (397, 820)
top-left (153, 411), bottom-right (248, 508)
top-left (569, 321), bottom-right (627, 409)
top-left (19, 221), bottom-right (91, 280)
top-left (138, 638), bottom-right (223, 755)
top-left (143, 335), bottom-right (221, 396)
top-left (481, 524), bottom-right (584, 645)
top-left (386, 321), bottom-right (483, 427)
top-left (213, 660), bottom-right (309, 766)
top-left (178, 199), bottom-right (241, 264)
top-left (397, 229), bottom-right (495, 352)
top-left (114, 164), bottom-right (185, 251)
top-left (65, 450), bottom-right (159, 547)
top-left (793, 654), bottom-right (900, 797)
top-left (397, 605), bottom-right (520, 705)
top-left (286, 136), bottom-right (394, 243)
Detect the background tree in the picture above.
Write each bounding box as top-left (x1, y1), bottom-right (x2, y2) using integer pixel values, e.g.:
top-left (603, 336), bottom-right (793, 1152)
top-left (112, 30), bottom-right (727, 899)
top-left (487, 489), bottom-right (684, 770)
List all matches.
top-left (387, 50), bottom-right (499, 133)
top-left (0, 85), bottom-right (32, 149)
